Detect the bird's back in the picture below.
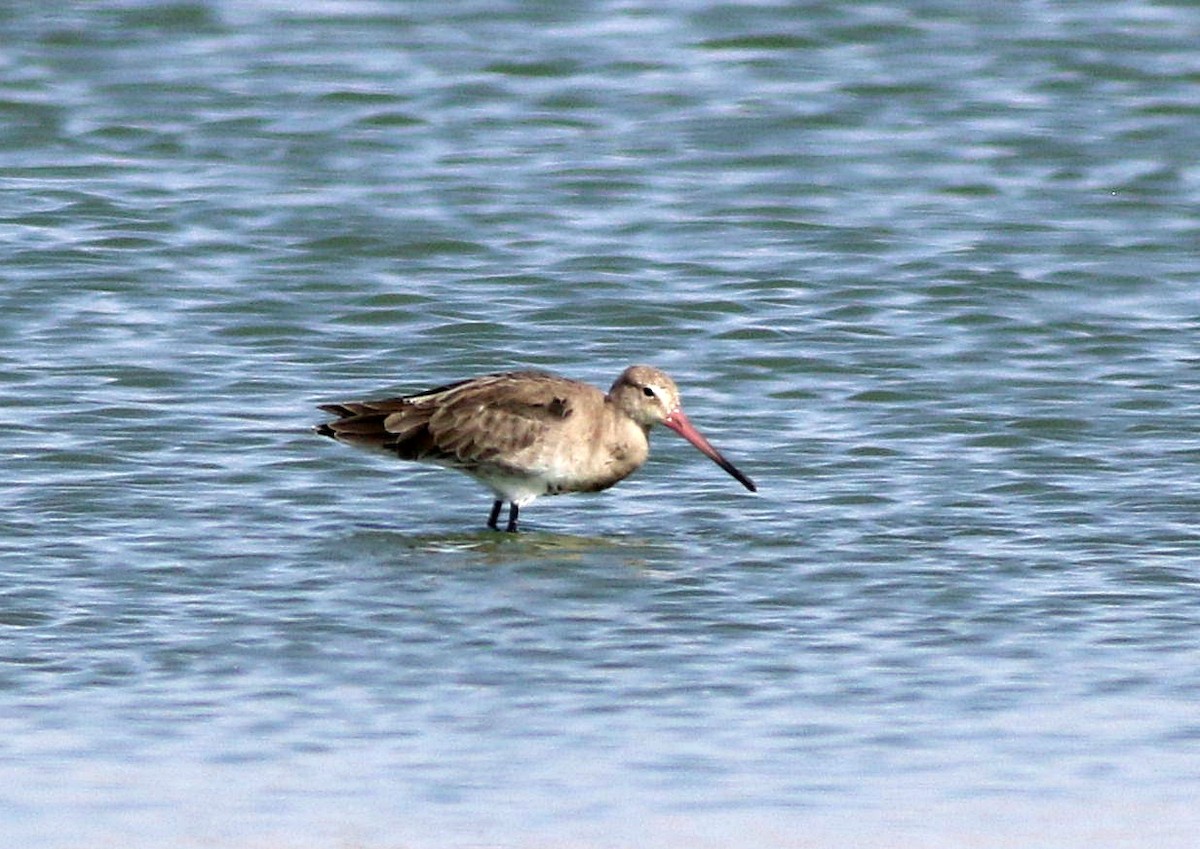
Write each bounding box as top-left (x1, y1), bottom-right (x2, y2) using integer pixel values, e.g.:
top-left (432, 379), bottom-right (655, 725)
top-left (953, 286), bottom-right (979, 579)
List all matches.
top-left (316, 371), bottom-right (603, 475)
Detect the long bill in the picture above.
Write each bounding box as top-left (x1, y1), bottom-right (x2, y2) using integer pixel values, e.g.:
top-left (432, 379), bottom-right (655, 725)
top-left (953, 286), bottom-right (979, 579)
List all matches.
top-left (662, 410), bottom-right (757, 492)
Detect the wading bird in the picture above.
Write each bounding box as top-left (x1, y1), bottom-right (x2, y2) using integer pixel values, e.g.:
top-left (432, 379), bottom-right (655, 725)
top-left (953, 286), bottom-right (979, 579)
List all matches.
top-left (315, 365), bottom-right (756, 532)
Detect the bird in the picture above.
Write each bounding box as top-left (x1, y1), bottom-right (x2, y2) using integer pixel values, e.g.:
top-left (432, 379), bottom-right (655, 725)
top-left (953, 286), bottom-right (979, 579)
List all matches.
top-left (315, 365), bottom-right (756, 532)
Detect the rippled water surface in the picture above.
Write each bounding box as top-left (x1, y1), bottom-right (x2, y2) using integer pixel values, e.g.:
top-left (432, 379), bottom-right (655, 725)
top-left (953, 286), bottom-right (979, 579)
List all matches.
top-left (4, 1), bottom-right (1200, 847)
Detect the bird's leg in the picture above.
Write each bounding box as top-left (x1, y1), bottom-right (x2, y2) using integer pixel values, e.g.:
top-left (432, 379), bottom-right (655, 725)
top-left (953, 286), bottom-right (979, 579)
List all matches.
top-left (486, 500), bottom-right (503, 530)
top-left (505, 503), bottom-right (519, 533)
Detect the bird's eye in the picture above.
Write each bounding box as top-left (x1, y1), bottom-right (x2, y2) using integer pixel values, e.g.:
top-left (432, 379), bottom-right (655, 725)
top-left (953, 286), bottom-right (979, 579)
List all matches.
top-left (642, 386), bottom-right (656, 398)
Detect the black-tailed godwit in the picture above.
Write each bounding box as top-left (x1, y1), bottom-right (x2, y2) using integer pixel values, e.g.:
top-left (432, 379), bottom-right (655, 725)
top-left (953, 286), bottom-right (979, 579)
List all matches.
top-left (316, 365), bottom-right (756, 531)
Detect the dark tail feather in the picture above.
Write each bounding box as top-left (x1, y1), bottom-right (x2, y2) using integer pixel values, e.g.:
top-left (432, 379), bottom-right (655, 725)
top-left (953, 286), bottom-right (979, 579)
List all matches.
top-left (314, 402), bottom-right (437, 460)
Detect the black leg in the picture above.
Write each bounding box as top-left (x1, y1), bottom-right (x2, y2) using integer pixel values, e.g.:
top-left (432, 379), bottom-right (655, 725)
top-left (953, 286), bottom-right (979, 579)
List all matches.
top-left (505, 503), bottom-right (519, 533)
top-left (486, 500), bottom-right (503, 530)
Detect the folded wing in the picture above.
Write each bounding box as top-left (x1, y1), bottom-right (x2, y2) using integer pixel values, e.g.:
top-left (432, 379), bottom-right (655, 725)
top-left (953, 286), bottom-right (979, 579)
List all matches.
top-left (316, 371), bottom-right (585, 471)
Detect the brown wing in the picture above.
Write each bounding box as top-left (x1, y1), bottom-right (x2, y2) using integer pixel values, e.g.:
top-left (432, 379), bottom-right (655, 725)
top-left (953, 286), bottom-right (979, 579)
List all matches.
top-left (316, 371), bottom-right (591, 470)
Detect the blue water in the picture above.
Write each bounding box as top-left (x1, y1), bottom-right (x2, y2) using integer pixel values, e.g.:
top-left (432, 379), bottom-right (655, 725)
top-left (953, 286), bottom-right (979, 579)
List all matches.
top-left (3, 1), bottom-right (1199, 847)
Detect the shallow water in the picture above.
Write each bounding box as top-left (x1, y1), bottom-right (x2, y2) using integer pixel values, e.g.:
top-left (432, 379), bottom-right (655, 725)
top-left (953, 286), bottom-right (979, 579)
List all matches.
top-left (3, 1), bottom-right (1200, 847)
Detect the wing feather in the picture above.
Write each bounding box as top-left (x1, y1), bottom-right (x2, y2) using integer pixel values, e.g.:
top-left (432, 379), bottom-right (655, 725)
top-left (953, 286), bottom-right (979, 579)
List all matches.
top-left (421, 373), bottom-right (577, 466)
top-left (316, 371), bottom-right (594, 471)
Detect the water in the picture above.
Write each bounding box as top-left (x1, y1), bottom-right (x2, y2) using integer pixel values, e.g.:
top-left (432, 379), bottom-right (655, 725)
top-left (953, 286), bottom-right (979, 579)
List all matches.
top-left (3, 1), bottom-right (1200, 846)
